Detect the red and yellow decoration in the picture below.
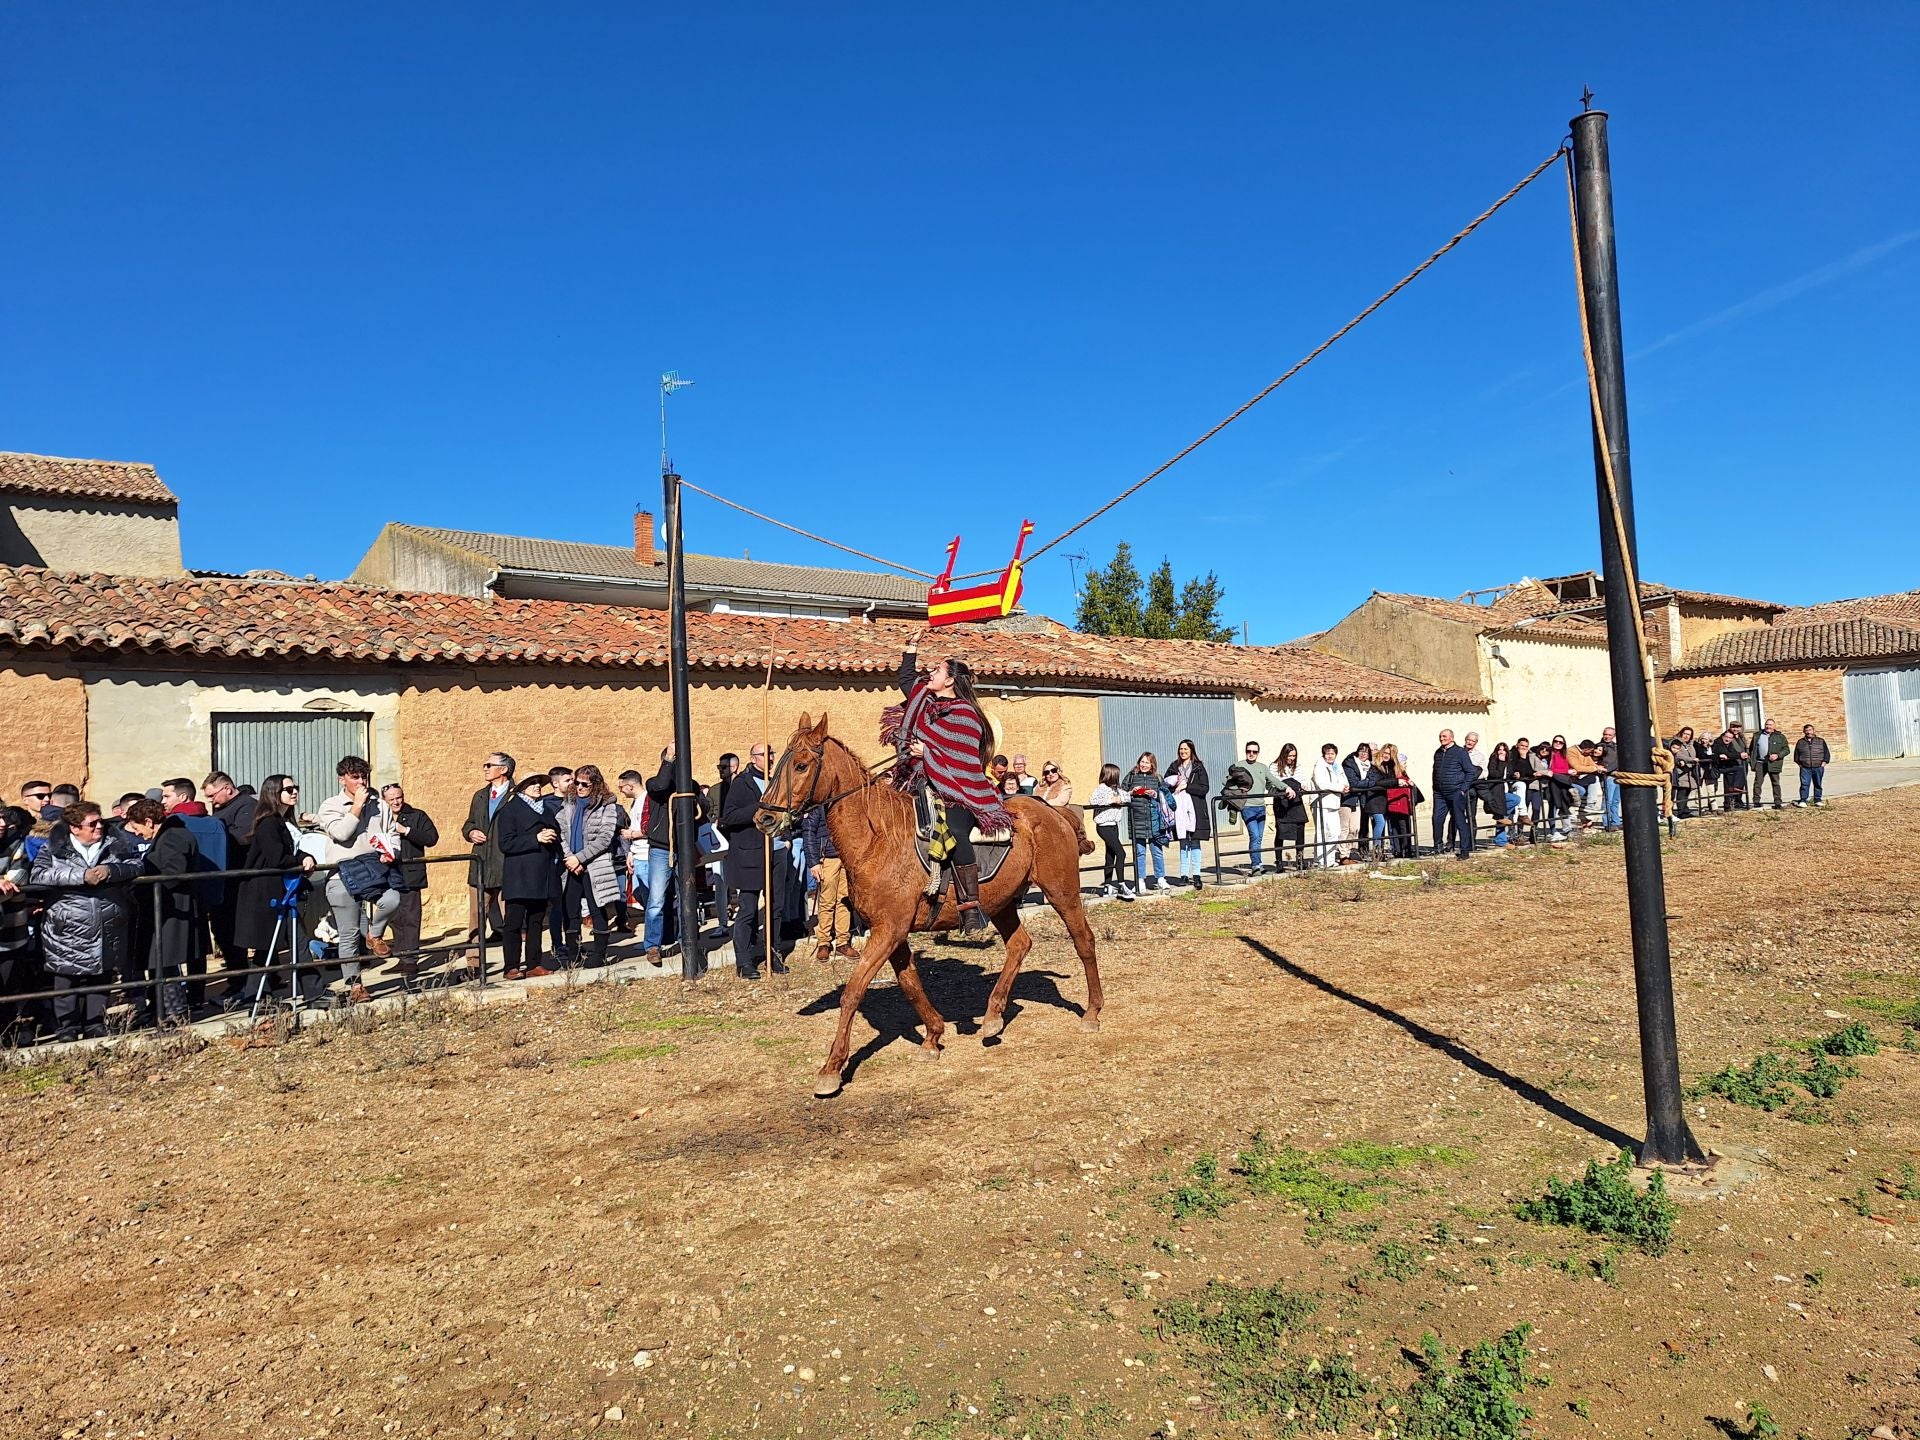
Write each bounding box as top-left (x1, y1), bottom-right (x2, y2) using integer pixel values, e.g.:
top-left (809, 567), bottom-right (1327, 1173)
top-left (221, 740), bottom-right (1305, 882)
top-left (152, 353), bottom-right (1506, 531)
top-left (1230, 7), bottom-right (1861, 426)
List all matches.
top-left (926, 520), bottom-right (1033, 628)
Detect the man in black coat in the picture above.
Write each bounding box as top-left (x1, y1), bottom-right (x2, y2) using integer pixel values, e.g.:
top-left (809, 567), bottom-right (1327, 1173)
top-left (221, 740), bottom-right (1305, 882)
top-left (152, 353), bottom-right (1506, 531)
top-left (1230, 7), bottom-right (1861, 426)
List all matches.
top-left (1430, 729), bottom-right (1480, 860)
top-left (203, 772), bottom-right (257, 973)
top-left (706, 752), bottom-right (740, 930)
top-left (718, 744), bottom-right (788, 980)
top-left (1710, 727), bottom-right (1749, 812)
top-left (463, 751), bottom-right (514, 967)
top-left (378, 782), bottom-right (441, 984)
top-left (121, 799), bottom-right (199, 1027)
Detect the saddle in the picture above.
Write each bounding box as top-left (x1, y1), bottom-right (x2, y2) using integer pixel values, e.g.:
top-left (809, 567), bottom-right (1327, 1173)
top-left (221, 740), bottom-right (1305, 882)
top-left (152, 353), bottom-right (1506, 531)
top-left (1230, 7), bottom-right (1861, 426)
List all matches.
top-left (911, 782), bottom-right (1013, 894)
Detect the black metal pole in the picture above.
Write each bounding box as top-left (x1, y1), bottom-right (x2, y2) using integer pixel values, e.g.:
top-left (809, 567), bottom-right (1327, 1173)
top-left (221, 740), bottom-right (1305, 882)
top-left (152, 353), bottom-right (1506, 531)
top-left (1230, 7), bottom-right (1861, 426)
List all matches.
top-left (1570, 107), bottom-right (1703, 1167)
top-left (663, 475), bottom-right (704, 981)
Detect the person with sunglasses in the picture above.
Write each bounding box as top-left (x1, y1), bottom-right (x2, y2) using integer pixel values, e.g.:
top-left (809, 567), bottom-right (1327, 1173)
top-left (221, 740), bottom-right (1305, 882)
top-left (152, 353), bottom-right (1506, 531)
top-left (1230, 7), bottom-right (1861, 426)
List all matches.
top-left (462, 751), bottom-right (515, 975)
top-left (233, 775), bottom-right (321, 1006)
top-left (555, 764), bottom-right (624, 969)
top-left (1035, 762), bottom-right (1073, 808)
top-left (29, 800), bottom-right (143, 1041)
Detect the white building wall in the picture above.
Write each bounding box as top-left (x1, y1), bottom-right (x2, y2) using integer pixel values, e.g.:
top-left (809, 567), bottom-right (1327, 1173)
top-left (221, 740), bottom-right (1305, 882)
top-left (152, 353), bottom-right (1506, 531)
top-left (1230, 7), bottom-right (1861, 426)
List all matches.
top-left (1233, 697), bottom-right (1491, 769)
top-left (1482, 636), bottom-right (1615, 745)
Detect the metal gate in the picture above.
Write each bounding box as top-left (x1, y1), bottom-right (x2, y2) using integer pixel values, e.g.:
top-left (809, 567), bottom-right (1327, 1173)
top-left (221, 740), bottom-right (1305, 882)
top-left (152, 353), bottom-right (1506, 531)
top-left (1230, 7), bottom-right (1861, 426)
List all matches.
top-left (1843, 666), bottom-right (1920, 759)
top-left (212, 712), bottom-right (374, 808)
top-left (1096, 694), bottom-right (1238, 788)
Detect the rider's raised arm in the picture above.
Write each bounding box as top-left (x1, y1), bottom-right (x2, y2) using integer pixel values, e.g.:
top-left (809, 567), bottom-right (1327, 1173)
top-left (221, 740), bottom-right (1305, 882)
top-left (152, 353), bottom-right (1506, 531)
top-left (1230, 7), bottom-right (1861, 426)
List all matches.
top-left (899, 643), bottom-right (921, 699)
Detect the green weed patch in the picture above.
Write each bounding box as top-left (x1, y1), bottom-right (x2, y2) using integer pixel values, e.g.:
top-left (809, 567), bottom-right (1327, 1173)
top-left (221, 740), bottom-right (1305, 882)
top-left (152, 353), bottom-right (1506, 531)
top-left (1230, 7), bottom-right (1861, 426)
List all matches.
top-left (0, 1062), bottom-right (67, 1096)
top-left (1162, 1153), bottom-right (1232, 1220)
top-left (1815, 1020), bottom-right (1880, 1057)
top-left (1515, 1151), bottom-right (1675, 1255)
top-left (1236, 1135), bottom-right (1382, 1220)
top-left (574, 1042), bottom-right (676, 1068)
top-left (1402, 1324), bottom-right (1548, 1440)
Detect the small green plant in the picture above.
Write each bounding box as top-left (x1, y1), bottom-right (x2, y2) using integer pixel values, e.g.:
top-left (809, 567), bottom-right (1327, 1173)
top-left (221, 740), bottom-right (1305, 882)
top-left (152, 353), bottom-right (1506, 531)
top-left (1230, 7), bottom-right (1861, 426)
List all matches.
top-left (1902, 1026), bottom-right (1920, 1052)
top-left (1401, 1324), bottom-right (1547, 1440)
top-left (1164, 1153), bottom-right (1231, 1221)
top-left (1712, 1401), bottom-right (1781, 1439)
top-left (1690, 1053), bottom-right (1799, 1111)
top-left (1799, 1050), bottom-right (1856, 1100)
top-left (1900, 1163), bottom-right (1920, 1202)
top-left (1155, 1281), bottom-right (1372, 1423)
top-left (1570, 1396), bottom-right (1593, 1420)
top-left (1847, 1184), bottom-right (1876, 1218)
top-left (1374, 1240), bottom-right (1420, 1282)
top-left (1234, 1134), bottom-right (1379, 1221)
top-left (1515, 1151), bottom-right (1676, 1255)
top-left (1816, 1020), bottom-right (1880, 1057)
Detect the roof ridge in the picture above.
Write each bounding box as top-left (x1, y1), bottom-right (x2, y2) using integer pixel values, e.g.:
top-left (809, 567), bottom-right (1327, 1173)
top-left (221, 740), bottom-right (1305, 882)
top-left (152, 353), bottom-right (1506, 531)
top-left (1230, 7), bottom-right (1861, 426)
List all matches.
top-left (0, 450), bottom-right (160, 470)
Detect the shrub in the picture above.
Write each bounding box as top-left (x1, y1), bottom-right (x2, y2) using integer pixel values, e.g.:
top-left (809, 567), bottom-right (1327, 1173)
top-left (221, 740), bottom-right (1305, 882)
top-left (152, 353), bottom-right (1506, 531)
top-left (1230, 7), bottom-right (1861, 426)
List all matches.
top-left (1164, 1153), bottom-right (1231, 1220)
top-left (1514, 1150), bottom-right (1676, 1255)
top-left (1816, 1020), bottom-right (1880, 1057)
top-left (1401, 1324), bottom-right (1547, 1440)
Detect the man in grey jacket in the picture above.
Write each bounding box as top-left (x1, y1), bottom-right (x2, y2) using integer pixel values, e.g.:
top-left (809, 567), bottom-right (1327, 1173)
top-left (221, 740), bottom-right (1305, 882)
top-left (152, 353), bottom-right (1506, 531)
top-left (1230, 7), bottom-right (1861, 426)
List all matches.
top-left (1749, 720), bottom-right (1790, 810)
top-left (1237, 741), bottom-right (1281, 874)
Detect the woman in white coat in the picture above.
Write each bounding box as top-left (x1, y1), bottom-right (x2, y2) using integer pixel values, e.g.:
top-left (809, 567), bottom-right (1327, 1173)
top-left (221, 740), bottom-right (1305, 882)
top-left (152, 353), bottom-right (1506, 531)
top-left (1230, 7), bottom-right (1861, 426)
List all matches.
top-left (1309, 742), bottom-right (1348, 869)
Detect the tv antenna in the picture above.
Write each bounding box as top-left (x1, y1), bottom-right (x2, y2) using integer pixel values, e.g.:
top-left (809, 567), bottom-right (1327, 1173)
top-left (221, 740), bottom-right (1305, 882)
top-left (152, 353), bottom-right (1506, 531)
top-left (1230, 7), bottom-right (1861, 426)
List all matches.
top-left (1063, 550), bottom-right (1089, 596)
top-left (660, 371), bottom-right (695, 476)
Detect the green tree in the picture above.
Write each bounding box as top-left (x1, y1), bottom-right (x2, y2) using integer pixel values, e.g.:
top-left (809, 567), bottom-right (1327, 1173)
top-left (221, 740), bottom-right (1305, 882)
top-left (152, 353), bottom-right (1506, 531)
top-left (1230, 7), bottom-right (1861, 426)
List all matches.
top-left (1075, 544), bottom-right (1236, 641)
top-left (1174, 572), bottom-right (1235, 642)
top-left (1142, 559), bottom-right (1180, 639)
top-left (1074, 541), bottom-right (1146, 635)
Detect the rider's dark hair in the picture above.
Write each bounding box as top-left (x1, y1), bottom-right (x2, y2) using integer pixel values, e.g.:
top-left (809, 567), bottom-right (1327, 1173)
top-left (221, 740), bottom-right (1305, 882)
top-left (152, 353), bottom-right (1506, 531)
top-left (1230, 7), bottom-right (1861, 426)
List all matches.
top-left (946, 658), bottom-right (995, 772)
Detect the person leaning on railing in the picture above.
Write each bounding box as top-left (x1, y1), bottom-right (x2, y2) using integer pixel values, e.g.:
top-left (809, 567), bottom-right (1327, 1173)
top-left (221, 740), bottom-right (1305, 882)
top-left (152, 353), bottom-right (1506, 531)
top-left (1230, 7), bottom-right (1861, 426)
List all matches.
top-left (233, 774), bottom-right (321, 1008)
top-left (0, 805), bottom-right (36, 1041)
top-left (28, 800), bottom-right (143, 1042)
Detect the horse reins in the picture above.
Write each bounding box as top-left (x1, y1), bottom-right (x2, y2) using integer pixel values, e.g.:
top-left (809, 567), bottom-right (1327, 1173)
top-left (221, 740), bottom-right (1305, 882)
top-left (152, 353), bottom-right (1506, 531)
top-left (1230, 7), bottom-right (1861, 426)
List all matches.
top-left (755, 737), bottom-right (897, 821)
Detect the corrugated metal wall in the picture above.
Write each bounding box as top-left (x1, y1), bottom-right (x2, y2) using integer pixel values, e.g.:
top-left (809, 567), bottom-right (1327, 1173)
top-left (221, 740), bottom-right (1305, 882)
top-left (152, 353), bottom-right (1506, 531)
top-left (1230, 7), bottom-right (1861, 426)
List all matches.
top-left (212, 713), bottom-right (374, 807)
top-left (1844, 666), bottom-right (1920, 759)
top-left (1096, 695), bottom-right (1238, 784)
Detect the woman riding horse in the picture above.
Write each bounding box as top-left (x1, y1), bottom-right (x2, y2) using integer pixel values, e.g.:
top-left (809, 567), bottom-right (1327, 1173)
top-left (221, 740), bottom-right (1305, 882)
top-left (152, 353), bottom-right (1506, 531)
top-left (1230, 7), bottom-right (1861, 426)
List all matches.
top-left (887, 630), bottom-right (1012, 935)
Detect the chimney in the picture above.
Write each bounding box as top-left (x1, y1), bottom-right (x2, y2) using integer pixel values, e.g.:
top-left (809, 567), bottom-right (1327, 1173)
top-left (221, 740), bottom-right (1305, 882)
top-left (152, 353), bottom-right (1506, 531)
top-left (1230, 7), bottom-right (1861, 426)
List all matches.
top-left (634, 508), bottom-right (656, 566)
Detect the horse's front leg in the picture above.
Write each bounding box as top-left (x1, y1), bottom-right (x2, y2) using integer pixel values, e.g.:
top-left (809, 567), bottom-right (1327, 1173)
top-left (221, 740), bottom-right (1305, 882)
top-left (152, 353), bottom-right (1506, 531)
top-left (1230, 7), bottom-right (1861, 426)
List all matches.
top-left (815, 920), bottom-right (902, 1098)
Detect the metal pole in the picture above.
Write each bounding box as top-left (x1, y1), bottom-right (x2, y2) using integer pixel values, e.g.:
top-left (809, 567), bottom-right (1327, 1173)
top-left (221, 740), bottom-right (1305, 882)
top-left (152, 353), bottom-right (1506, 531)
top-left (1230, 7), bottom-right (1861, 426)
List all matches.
top-left (1569, 107), bottom-right (1703, 1167)
top-left (664, 473), bottom-right (704, 981)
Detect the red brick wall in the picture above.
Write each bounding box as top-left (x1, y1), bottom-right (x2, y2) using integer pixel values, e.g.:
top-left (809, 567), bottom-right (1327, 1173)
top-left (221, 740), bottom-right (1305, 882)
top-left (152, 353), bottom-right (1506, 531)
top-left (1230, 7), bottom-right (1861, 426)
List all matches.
top-left (1659, 667), bottom-right (1850, 758)
top-left (0, 659), bottom-right (89, 796)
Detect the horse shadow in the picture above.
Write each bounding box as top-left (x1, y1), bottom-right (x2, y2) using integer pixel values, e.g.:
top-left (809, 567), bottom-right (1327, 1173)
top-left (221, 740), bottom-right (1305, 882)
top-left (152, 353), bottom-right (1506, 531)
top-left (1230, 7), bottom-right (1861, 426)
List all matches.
top-left (795, 948), bottom-right (1082, 1085)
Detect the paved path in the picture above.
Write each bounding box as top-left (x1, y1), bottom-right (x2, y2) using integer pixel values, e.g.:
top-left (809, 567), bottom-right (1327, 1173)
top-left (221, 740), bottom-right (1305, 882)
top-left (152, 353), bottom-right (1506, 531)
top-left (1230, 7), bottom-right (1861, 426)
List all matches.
top-left (1817, 758), bottom-right (1920, 798)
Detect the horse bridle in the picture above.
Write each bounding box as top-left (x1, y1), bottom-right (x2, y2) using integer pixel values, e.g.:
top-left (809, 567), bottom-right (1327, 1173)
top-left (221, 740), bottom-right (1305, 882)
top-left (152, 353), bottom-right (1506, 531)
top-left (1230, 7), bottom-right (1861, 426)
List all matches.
top-left (755, 736), bottom-right (895, 822)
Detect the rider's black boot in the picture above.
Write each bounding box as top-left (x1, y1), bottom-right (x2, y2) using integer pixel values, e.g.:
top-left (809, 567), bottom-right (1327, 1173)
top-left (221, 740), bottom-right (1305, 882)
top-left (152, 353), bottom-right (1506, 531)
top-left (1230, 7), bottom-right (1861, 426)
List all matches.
top-left (952, 863), bottom-right (990, 936)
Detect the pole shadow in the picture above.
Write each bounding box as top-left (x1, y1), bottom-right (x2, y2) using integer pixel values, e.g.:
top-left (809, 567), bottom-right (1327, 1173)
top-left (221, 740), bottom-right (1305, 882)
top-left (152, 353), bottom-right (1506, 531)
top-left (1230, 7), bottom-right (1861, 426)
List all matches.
top-left (1238, 935), bottom-right (1639, 1152)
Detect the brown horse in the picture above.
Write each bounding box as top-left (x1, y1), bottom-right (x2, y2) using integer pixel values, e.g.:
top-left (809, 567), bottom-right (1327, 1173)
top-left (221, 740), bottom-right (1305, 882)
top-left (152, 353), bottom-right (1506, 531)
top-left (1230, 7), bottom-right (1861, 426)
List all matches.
top-left (755, 712), bottom-right (1103, 1097)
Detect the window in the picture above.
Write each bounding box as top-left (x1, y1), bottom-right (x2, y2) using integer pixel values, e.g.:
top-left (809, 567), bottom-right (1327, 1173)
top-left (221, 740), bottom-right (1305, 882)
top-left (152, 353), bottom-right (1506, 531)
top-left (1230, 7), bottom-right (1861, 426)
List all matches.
top-left (1720, 687), bottom-right (1762, 733)
top-left (710, 598), bottom-right (852, 621)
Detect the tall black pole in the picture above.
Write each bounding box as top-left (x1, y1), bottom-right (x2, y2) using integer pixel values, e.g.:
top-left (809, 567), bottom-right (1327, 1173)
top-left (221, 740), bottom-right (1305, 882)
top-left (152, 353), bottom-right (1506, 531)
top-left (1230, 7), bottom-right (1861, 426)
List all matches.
top-left (663, 473), bottom-right (704, 981)
top-left (1570, 107), bottom-right (1703, 1166)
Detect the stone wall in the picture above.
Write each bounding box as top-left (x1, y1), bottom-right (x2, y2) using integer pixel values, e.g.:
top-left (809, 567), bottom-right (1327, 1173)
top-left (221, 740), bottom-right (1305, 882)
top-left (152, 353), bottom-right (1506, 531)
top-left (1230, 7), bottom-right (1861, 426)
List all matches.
top-left (0, 497), bottom-right (184, 576)
top-left (1660, 667), bottom-right (1850, 758)
top-left (1315, 597), bottom-right (1481, 695)
top-left (0, 659), bottom-right (90, 794)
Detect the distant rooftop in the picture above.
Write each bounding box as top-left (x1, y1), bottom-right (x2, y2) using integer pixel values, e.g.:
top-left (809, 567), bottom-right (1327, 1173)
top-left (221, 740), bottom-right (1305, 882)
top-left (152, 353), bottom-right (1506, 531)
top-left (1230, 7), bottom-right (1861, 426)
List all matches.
top-left (0, 451), bottom-right (176, 507)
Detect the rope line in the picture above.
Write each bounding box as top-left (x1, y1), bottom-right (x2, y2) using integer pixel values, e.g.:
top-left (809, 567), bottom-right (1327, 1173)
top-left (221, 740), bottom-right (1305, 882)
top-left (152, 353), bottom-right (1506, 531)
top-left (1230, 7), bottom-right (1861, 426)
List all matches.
top-left (1562, 149), bottom-right (1663, 747)
top-left (673, 145), bottom-right (1568, 586)
top-left (1021, 144), bottom-right (1572, 566)
top-left (678, 479), bottom-right (939, 580)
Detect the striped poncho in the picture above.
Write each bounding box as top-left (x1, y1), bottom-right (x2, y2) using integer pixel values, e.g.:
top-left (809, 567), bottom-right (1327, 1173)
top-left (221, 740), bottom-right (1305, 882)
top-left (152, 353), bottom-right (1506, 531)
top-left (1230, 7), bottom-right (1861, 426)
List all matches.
top-left (885, 655), bottom-right (1015, 833)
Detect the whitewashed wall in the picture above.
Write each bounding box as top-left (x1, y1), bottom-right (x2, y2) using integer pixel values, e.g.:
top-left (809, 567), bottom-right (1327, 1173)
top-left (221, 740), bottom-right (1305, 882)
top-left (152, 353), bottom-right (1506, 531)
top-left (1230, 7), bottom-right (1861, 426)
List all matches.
top-left (1482, 635), bottom-right (1615, 745)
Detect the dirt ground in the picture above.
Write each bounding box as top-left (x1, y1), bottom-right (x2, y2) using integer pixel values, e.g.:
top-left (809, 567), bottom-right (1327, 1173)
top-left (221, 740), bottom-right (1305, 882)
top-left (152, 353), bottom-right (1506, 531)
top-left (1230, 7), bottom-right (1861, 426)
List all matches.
top-left (4, 791), bottom-right (1919, 1440)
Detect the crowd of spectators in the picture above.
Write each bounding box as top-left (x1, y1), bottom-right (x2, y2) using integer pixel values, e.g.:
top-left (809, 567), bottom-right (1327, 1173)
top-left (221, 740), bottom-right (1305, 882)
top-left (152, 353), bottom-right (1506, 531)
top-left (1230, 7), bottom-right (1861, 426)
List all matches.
top-left (0, 715), bottom-right (1841, 1046)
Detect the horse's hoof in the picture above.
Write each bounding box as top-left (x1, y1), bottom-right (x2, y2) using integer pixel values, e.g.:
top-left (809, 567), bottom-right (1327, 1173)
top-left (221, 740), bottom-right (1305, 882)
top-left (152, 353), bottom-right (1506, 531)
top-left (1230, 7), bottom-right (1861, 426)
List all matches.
top-left (1080, 1017), bottom-right (1101, 1033)
top-left (812, 1071), bottom-right (845, 1098)
top-left (979, 1015), bottom-right (1005, 1040)
top-left (914, 1042), bottom-right (942, 1062)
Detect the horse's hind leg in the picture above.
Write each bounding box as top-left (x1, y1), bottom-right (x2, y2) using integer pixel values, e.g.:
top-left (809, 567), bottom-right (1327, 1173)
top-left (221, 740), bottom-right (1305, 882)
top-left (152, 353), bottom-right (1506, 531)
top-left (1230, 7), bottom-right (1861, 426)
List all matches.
top-left (889, 943), bottom-right (946, 1058)
top-left (1032, 860), bottom-right (1104, 1032)
top-left (980, 907), bottom-right (1033, 1040)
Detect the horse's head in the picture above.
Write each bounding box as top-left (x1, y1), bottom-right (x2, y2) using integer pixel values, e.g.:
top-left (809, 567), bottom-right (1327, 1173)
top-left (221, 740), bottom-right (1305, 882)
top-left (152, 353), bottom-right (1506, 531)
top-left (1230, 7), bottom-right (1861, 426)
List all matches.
top-left (755, 711), bottom-right (842, 837)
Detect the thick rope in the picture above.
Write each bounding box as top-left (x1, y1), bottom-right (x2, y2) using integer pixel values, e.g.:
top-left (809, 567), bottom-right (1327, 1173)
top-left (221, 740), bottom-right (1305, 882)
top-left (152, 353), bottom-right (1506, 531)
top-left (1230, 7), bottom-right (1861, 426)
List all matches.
top-left (678, 479), bottom-right (937, 580)
top-left (1563, 150), bottom-right (1663, 749)
top-left (1020, 145), bottom-right (1573, 567)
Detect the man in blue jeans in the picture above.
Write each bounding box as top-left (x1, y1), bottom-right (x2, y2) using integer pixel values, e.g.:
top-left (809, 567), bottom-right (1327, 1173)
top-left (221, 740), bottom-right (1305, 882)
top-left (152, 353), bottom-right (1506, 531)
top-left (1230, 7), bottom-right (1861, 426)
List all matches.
top-left (641, 744), bottom-right (705, 962)
top-left (1793, 723), bottom-right (1832, 806)
top-left (1598, 726), bottom-right (1622, 831)
top-left (1431, 730), bottom-right (1480, 859)
top-left (1238, 740), bottom-right (1279, 874)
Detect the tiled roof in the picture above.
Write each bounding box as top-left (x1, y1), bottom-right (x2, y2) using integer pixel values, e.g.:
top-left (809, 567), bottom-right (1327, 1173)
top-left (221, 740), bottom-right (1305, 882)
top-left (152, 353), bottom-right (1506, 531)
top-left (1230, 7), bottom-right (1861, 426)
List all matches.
top-left (1775, 589), bottom-right (1920, 628)
top-left (396, 524), bottom-right (931, 606)
top-left (1533, 581), bottom-right (1786, 616)
top-left (1671, 618), bottom-right (1920, 674)
top-left (0, 566), bottom-right (1481, 709)
top-left (1372, 592), bottom-right (1603, 642)
top-left (0, 452), bottom-right (176, 506)
top-left (1146, 638), bottom-right (1487, 707)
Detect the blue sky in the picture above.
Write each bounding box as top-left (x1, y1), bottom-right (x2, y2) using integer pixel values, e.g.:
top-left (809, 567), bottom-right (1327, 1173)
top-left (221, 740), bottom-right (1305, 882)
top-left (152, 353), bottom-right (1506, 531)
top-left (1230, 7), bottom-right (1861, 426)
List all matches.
top-left (4, 4), bottom-right (1916, 641)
